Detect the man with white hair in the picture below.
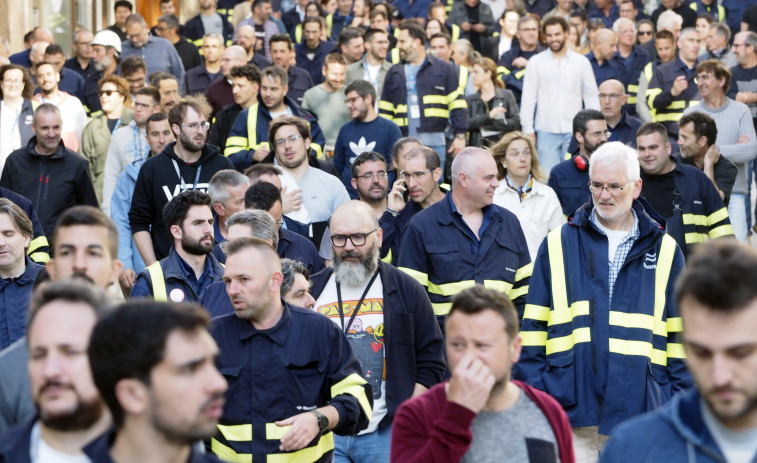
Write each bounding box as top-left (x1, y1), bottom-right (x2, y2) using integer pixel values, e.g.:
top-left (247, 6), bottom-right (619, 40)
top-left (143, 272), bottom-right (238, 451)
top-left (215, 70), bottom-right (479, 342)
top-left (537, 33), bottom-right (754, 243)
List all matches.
top-left (398, 147), bottom-right (532, 329)
top-left (613, 17), bottom-right (651, 117)
top-left (516, 141), bottom-right (689, 463)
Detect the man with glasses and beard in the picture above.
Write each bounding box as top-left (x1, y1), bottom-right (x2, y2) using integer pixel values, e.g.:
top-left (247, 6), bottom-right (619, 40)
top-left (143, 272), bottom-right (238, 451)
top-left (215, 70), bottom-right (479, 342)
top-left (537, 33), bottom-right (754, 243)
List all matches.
top-left (131, 190), bottom-right (225, 303)
top-left (0, 280), bottom-right (112, 462)
top-left (129, 97), bottom-right (234, 266)
top-left (308, 200), bottom-right (445, 463)
top-left (85, 301), bottom-right (228, 463)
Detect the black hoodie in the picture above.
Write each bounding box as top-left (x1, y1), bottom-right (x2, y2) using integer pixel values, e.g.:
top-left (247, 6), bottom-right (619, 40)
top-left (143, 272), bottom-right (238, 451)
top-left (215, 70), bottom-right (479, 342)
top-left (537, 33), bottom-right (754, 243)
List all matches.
top-left (0, 138), bottom-right (98, 236)
top-left (129, 142), bottom-right (234, 260)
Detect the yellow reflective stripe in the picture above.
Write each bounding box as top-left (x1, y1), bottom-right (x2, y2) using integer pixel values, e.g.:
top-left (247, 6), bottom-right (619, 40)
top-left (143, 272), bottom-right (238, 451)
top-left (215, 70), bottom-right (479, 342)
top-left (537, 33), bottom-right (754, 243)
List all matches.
top-left (225, 136), bottom-right (249, 156)
top-left (423, 95), bottom-right (447, 105)
top-left (654, 112), bottom-right (685, 122)
top-left (29, 252), bottom-right (49, 263)
top-left (266, 422), bottom-right (290, 440)
top-left (667, 342), bottom-right (686, 359)
top-left (521, 330), bottom-right (547, 346)
top-left (399, 266), bottom-right (428, 286)
top-left (378, 100), bottom-right (395, 113)
top-left (709, 224), bottom-right (734, 238)
top-left (667, 316), bottom-right (682, 333)
top-left (628, 84), bottom-right (639, 92)
top-left (627, 96), bottom-right (637, 104)
top-left (682, 213), bottom-right (707, 226)
top-left (246, 104), bottom-right (260, 150)
top-left (564, 151), bottom-right (572, 161)
top-left (646, 87), bottom-right (662, 106)
top-left (381, 248), bottom-right (392, 263)
top-left (28, 235), bottom-right (48, 253)
top-left (483, 280), bottom-right (513, 293)
top-left (396, 104), bottom-right (408, 113)
top-left (325, 14), bottom-right (333, 37)
top-left (708, 207), bottom-right (729, 226)
top-left (393, 118), bottom-right (408, 127)
top-left (546, 327), bottom-right (591, 355)
top-left (514, 69), bottom-right (526, 79)
top-left (549, 301), bottom-right (590, 326)
top-left (497, 66), bottom-right (511, 76)
top-left (424, 108), bottom-right (449, 118)
top-left (210, 438), bottom-right (252, 463)
top-left (431, 302), bottom-right (452, 316)
top-left (295, 24), bottom-right (302, 43)
top-left (267, 432), bottom-right (334, 463)
top-left (509, 284), bottom-right (529, 301)
top-left (717, 5), bottom-right (724, 22)
top-left (524, 304), bottom-right (549, 321)
top-left (515, 262), bottom-right (533, 282)
top-left (685, 232), bottom-right (708, 244)
top-left (147, 262), bottom-right (167, 301)
top-left (449, 99), bottom-right (467, 110)
top-left (609, 338), bottom-right (667, 365)
top-left (331, 373), bottom-right (372, 420)
top-left (391, 48), bottom-right (400, 64)
top-left (457, 67), bottom-right (468, 91)
top-left (218, 423), bottom-right (253, 441)
top-left (547, 230), bottom-right (568, 317)
top-left (311, 143), bottom-right (324, 159)
top-left (668, 101), bottom-right (687, 109)
top-left (192, 38), bottom-right (204, 47)
top-left (609, 311), bottom-right (668, 336)
top-left (429, 279), bottom-right (476, 296)
top-left (653, 234), bottom-right (676, 337)
top-left (644, 63), bottom-right (653, 82)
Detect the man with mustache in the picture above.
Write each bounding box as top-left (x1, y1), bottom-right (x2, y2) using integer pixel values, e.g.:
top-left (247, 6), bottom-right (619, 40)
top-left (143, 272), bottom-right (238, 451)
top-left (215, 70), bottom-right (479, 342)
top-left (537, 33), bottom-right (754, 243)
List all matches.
top-left (601, 241), bottom-right (757, 462)
top-left (85, 300), bottom-right (228, 463)
top-left (131, 190), bottom-right (225, 303)
top-left (0, 280), bottom-right (112, 461)
top-left (311, 200), bottom-right (445, 462)
top-left (0, 206), bottom-right (124, 434)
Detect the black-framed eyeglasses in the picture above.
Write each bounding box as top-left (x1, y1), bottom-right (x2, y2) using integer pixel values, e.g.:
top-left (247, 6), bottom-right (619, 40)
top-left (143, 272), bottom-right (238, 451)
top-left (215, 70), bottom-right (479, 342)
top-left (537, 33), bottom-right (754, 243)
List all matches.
top-left (588, 181), bottom-right (631, 195)
top-left (331, 229), bottom-right (378, 247)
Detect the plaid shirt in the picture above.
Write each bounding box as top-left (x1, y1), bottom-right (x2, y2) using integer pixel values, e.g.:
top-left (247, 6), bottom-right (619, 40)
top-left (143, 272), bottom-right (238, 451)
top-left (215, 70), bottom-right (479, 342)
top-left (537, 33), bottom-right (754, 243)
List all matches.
top-left (590, 208), bottom-right (640, 303)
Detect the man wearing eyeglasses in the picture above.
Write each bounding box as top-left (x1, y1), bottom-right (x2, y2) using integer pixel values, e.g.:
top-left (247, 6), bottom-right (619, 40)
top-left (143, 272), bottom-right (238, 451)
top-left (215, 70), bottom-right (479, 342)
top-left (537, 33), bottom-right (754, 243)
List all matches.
top-left (310, 200), bottom-right (445, 463)
top-left (334, 80), bottom-right (402, 198)
top-left (129, 97), bottom-right (234, 265)
top-left (517, 141), bottom-right (689, 463)
top-left (637, 121), bottom-right (733, 260)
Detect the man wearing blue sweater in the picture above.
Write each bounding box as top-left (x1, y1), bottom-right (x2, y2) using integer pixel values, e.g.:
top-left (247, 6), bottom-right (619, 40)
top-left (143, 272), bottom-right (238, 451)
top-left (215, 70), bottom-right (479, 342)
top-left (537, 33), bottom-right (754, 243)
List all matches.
top-left (334, 79), bottom-right (402, 198)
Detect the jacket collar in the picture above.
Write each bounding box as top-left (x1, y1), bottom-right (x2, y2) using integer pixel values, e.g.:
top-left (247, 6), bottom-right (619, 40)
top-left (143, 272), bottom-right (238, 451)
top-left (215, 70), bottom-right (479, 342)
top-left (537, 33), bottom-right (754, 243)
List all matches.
top-left (569, 198), bottom-right (666, 237)
top-left (0, 256), bottom-right (41, 288)
top-left (238, 301), bottom-right (293, 345)
top-left (25, 137), bottom-right (67, 159)
top-left (664, 389), bottom-right (729, 460)
top-left (436, 193), bottom-right (501, 226)
top-left (163, 247), bottom-right (223, 282)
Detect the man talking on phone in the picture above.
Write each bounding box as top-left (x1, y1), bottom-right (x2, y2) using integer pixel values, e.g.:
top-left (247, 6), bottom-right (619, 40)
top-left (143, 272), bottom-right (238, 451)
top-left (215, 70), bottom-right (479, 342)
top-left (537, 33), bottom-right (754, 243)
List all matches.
top-left (381, 145), bottom-right (447, 264)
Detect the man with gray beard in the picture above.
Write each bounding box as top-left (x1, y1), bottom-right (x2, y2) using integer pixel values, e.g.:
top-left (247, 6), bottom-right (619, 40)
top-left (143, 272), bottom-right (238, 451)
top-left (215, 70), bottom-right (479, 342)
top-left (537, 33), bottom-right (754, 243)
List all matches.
top-left (310, 200), bottom-right (445, 463)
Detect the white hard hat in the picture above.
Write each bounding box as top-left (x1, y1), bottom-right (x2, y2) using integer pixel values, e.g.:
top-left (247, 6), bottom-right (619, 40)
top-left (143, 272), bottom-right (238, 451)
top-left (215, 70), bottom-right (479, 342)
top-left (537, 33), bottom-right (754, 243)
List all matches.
top-left (91, 30), bottom-right (122, 56)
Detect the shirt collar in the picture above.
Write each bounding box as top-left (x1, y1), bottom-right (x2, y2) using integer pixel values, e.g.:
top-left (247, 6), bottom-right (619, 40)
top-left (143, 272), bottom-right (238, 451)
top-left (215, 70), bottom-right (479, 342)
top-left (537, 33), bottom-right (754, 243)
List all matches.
top-left (239, 301), bottom-right (292, 345)
top-left (176, 250), bottom-right (213, 282)
top-left (589, 206), bottom-right (640, 241)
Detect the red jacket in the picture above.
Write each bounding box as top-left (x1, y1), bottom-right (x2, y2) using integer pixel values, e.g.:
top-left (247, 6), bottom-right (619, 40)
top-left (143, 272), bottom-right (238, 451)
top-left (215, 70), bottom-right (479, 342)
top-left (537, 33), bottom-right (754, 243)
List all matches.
top-left (391, 380), bottom-right (574, 463)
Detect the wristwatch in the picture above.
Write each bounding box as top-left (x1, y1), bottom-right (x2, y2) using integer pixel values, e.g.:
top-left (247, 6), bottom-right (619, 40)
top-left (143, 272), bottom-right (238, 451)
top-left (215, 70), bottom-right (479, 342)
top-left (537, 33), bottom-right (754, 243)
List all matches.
top-left (455, 133), bottom-right (466, 140)
top-left (310, 409), bottom-right (329, 435)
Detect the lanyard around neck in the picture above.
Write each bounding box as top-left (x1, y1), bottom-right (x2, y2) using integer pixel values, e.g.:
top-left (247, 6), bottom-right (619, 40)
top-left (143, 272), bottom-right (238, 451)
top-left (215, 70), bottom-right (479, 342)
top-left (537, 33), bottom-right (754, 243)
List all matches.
top-left (335, 269), bottom-right (379, 333)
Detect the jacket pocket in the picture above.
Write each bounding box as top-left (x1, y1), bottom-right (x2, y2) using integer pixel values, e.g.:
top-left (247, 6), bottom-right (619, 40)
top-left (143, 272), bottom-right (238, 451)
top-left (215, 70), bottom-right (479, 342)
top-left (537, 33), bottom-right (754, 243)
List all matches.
top-left (286, 360), bottom-right (326, 407)
top-left (543, 351), bottom-right (577, 408)
top-left (218, 364), bottom-right (242, 399)
top-left (645, 362), bottom-right (671, 411)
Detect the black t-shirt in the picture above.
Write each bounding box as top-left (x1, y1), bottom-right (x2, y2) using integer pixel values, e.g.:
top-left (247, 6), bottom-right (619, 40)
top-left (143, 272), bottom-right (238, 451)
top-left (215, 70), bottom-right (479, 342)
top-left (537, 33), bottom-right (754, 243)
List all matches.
top-left (255, 24), bottom-right (265, 51)
top-left (744, 5), bottom-right (757, 33)
top-left (641, 170), bottom-right (676, 219)
top-left (107, 118), bottom-right (119, 133)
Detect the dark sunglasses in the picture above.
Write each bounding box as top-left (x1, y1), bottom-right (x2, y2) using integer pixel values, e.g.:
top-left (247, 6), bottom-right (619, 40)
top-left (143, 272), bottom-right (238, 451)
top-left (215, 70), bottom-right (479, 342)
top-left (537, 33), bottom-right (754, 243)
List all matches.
top-left (99, 89), bottom-right (120, 97)
top-left (638, 30), bottom-right (653, 36)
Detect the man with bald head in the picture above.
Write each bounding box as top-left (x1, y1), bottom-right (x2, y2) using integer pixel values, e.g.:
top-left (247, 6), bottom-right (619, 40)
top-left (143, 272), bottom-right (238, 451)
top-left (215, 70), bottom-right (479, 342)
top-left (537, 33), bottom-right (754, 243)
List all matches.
top-left (599, 79), bottom-right (643, 147)
top-left (236, 24), bottom-right (272, 69)
top-left (206, 45), bottom-right (248, 116)
top-left (10, 27), bottom-right (53, 67)
top-left (311, 200), bottom-right (445, 462)
top-left (587, 29), bottom-right (621, 87)
top-left (398, 147), bottom-right (532, 328)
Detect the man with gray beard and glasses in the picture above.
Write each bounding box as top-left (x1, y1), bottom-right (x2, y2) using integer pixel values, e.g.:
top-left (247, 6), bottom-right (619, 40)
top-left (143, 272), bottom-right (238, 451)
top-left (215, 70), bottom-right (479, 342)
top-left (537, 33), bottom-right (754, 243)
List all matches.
top-left (310, 200), bottom-right (445, 462)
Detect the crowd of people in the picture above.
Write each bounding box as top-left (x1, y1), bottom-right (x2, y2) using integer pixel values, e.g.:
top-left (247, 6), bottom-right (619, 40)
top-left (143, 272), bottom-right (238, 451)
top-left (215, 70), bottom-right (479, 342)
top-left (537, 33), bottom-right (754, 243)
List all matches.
top-left (0, 0), bottom-right (756, 461)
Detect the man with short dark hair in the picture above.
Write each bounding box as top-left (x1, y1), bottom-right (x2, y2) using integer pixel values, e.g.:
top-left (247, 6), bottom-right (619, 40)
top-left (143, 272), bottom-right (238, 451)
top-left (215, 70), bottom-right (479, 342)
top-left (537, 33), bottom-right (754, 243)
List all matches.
top-left (211, 236), bottom-right (373, 461)
top-left (86, 300), bottom-right (227, 463)
top-left (311, 200), bottom-right (445, 462)
top-left (237, 0), bottom-right (279, 61)
top-left (677, 111), bottom-right (737, 204)
top-left (207, 169), bottom-right (250, 243)
top-left (345, 29), bottom-right (392, 99)
top-left (106, 0), bottom-right (132, 40)
top-left (280, 258), bottom-right (315, 308)
top-left (184, 33), bottom-right (225, 96)
top-left (497, 15), bottom-right (544, 107)
top-left (42, 43), bottom-right (86, 102)
top-left (65, 28), bottom-right (97, 80)
top-left (392, 286), bottom-right (574, 463)
top-left (335, 80), bottom-right (402, 197)
top-left (31, 61), bottom-right (88, 153)
top-left (0, 281), bottom-right (112, 462)
top-left (295, 16), bottom-right (337, 85)
top-left (121, 14), bottom-right (186, 88)
top-left (337, 27), bottom-right (365, 65)
top-left (120, 55), bottom-right (147, 98)
top-left (131, 190), bottom-right (225, 301)
top-left (112, 112), bottom-right (175, 295)
top-left (0, 104), bottom-right (98, 236)
top-left (548, 109), bottom-right (608, 216)
top-left (448, 0), bottom-right (496, 53)
top-left (269, 34), bottom-right (313, 105)
top-left (302, 53), bottom-right (352, 149)
top-left (129, 97), bottom-right (234, 265)
top-left (636, 30), bottom-right (677, 122)
top-left (150, 71), bottom-right (181, 113)
top-left (601, 241), bottom-right (757, 462)
top-left (209, 64), bottom-right (263, 155)
top-left (102, 85), bottom-right (162, 215)
top-left (637, 121), bottom-right (734, 259)
top-left (155, 13), bottom-right (204, 72)
top-left (380, 23), bottom-right (468, 174)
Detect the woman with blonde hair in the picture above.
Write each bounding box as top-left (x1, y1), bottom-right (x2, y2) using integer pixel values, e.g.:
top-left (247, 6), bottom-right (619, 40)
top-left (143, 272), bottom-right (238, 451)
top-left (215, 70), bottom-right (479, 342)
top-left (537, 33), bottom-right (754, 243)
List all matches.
top-left (491, 131), bottom-right (565, 260)
top-left (466, 57), bottom-right (520, 148)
